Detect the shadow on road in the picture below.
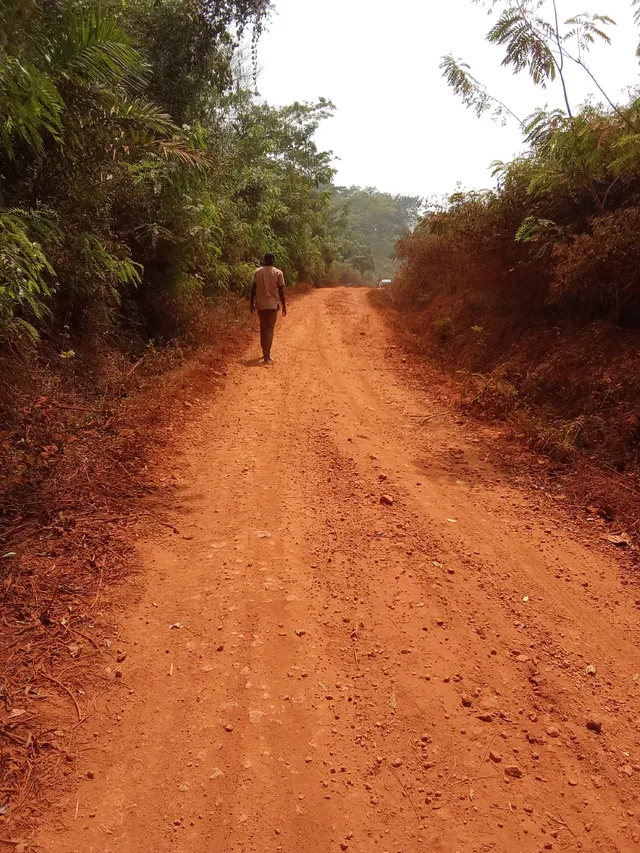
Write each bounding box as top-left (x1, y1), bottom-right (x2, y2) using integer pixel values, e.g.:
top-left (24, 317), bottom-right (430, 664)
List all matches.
top-left (238, 358), bottom-right (267, 368)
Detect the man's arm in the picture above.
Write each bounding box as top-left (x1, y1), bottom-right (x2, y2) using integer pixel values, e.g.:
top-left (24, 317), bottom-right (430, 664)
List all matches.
top-left (250, 277), bottom-right (257, 313)
top-left (278, 270), bottom-right (286, 316)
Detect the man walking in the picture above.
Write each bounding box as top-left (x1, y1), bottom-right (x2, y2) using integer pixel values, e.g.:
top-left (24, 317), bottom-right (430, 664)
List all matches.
top-left (250, 253), bottom-right (287, 364)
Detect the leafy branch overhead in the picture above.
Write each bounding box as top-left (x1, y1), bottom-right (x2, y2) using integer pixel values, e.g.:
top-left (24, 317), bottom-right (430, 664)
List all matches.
top-left (443, 1), bottom-right (623, 124)
top-left (440, 55), bottom-right (523, 125)
top-left (440, 1), bottom-right (640, 228)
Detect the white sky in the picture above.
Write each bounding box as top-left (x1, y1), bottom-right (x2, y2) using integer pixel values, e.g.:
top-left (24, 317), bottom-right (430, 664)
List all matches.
top-left (257, 0), bottom-right (640, 198)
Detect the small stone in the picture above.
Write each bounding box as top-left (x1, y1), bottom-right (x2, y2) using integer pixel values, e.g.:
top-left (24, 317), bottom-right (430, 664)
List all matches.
top-left (461, 695), bottom-right (473, 707)
top-left (523, 804), bottom-right (534, 814)
top-left (116, 651), bottom-right (127, 663)
top-left (478, 713), bottom-right (493, 723)
top-left (86, 770), bottom-right (95, 779)
top-left (547, 726), bottom-right (560, 738)
top-left (390, 758), bottom-right (403, 768)
top-left (586, 719), bottom-right (602, 734)
top-left (14, 845), bottom-right (26, 853)
top-left (568, 778), bottom-right (578, 786)
top-left (380, 494), bottom-right (394, 506)
top-left (340, 844), bottom-right (349, 851)
top-left (489, 751), bottom-right (503, 764)
top-left (115, 668), bottom-right (123, 679)
top-left (586, 664), bottom-right (597, 676)
top-left (621, 765), bottom-right (634, 777)
top-left (584, 823), bottom-right (592, 833)
top-left (504, 765), bottom-right (522, 779)
top-left (224, 724), bottom-right (234, 732)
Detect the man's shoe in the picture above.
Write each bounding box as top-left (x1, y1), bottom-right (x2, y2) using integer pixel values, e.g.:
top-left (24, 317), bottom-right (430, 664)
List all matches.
top-left (263, 356), bottom-right (273, 364)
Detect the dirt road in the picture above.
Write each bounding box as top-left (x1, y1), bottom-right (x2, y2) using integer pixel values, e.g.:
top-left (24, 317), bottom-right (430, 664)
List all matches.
top-left (37, 288), bottom-right (640, 853)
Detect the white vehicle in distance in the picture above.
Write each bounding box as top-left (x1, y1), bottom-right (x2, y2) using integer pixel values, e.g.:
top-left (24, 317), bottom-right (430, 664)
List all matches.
top-left (377, 278), bottom-right (392, 288)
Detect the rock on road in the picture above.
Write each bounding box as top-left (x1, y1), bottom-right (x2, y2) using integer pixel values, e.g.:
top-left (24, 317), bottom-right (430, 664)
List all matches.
top-left (38, 288), bottom-right (640, 852)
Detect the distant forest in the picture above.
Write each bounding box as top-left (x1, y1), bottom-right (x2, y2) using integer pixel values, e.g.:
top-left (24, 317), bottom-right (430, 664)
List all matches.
top-left (330, 187), bottom-right (423, 281)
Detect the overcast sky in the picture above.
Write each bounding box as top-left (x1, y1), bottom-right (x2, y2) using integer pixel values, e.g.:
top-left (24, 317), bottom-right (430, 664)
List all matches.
top-left (257, 0), bottom-right (639, 198)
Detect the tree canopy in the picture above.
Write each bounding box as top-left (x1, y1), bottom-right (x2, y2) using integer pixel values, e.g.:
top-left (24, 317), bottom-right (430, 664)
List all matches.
top-left (329, 187), bottom-right (423, 279)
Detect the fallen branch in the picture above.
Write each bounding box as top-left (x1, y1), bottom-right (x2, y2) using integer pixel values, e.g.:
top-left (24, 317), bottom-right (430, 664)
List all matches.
top-left (40, 674), bottom-right (82, 721)
top-left (386, 760), bottom-right (422, 823)
top-left (473, 732), bottom-right (497, 777)
top-left (546, 810), bottom-right (577, 838)
top-left (137, 511), bottom-right (180, 535)
top-left (443, 736), bottom-right (458, 788)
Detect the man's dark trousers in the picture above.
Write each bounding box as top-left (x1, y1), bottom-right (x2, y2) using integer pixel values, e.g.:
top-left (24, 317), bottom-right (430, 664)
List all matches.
top-left (258, 309), bottom-right (278, 360)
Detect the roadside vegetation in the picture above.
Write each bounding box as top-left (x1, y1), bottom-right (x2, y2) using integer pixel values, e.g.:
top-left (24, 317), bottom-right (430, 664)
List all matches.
top-left (390, 0), bottom-right (640, 478)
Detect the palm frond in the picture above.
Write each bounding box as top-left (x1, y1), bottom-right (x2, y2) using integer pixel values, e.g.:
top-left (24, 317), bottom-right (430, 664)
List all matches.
top-left (94, 97), bottom-right (208, 165)
top-left (110, 98), bottom-right (178, 135)
top-left (153, 139), bottom-right (212, 167)
top-left (0, 207), bottom-right (60, 340)
top-left (52, 6), bottom-right (148, 91)
top-left (0, 56), bottom-right (64, 156)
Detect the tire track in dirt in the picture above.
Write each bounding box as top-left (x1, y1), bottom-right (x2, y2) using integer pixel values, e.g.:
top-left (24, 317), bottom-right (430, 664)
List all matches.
top-left (36, 288), bottom-right (640, 853)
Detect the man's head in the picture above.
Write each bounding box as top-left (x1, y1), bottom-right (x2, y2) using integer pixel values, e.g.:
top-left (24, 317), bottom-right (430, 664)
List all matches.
top-left (263, 253), bottom-right (276, 267)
